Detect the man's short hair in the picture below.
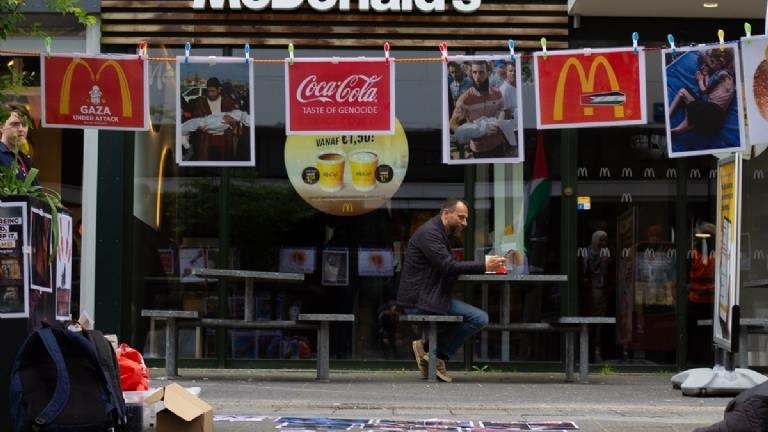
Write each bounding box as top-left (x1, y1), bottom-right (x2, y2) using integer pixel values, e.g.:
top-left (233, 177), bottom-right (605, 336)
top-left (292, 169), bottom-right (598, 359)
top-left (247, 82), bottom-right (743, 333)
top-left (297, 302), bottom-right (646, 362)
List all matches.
top-left (206, 77), bottom-right (221, 88)
top-left (471, 60), bottom-right (489, 70)
top-left (441, 198), bottom-right (466, 213)
top-left (0, 101), bottom-right (31, 125)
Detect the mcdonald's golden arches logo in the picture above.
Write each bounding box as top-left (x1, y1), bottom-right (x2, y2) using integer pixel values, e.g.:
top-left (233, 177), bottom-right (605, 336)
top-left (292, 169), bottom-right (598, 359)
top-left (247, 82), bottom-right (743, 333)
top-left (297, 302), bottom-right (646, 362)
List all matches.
top-left (42, 53), bottom-right (149, 131)
top-left (535, 48), bottom-right (647, 129)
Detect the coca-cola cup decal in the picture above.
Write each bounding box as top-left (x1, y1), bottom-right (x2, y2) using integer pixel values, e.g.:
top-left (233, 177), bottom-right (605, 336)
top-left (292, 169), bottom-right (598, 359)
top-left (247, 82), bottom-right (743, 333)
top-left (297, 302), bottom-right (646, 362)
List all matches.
top-left (285, 58), bottom-right (395, 135)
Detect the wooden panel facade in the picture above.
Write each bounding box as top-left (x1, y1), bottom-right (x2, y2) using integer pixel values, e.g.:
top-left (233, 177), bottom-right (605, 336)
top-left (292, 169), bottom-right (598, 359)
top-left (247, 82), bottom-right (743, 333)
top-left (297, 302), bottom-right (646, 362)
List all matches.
top-left (101, 0), bottom-right (569, 50)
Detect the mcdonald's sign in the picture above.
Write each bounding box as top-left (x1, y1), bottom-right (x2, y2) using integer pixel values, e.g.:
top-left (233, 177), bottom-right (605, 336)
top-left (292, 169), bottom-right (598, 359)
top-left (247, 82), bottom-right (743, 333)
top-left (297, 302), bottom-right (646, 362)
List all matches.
top-left (534, 48), bottom-right (647, 129)
top-left (42, 54), bottom-right (149, 130)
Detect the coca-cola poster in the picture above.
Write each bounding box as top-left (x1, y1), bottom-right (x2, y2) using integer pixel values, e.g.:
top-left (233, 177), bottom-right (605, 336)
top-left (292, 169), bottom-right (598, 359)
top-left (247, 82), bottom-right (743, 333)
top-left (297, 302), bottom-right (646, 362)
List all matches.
top-left (285, 58), bottom-right (395, 135)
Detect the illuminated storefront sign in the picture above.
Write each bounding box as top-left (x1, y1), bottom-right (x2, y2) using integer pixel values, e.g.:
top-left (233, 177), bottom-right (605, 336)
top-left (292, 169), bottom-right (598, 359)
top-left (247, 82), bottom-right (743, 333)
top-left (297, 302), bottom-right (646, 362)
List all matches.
top-left (192, 0), bottom-right (481, 13)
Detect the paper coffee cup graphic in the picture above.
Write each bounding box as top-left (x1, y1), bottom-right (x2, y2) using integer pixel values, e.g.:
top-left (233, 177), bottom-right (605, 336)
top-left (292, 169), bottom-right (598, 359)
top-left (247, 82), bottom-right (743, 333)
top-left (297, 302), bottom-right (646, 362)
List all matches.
top-left (350, 150), bottom-right (378, 192)
top-left (316, 151), bottom-right (345, 192)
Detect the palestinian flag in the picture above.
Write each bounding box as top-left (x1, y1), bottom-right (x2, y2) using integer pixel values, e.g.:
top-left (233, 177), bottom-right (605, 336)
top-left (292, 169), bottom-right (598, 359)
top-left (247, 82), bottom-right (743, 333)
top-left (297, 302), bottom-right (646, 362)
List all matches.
top-left (525, 131), bottom-right (551, 242)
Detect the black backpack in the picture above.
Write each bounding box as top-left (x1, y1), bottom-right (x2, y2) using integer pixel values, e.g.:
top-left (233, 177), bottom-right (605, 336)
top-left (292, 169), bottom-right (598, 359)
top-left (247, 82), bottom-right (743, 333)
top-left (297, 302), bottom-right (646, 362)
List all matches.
top-left (9, 323), bottom-right (127, 432)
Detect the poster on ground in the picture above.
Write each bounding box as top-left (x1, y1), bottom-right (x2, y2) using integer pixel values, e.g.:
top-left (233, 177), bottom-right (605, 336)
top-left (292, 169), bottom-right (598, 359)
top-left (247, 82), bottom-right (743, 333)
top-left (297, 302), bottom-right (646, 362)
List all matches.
top-left (662, 44), bottom-right (745, 158)
top-left (442, 54), bottom-right (524, 164)
top-left (534, 47), bottom-right (647, 129)
top-left (713, 154), bottom-right (742, 351)
top-left (41, 53), bottom-right (149, 130)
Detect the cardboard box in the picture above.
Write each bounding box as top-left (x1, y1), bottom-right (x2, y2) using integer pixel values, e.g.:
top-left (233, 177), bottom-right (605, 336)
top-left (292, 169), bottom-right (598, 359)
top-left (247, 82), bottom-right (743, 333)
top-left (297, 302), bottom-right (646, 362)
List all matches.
top-left (144, 383), bottom-right (212, 432)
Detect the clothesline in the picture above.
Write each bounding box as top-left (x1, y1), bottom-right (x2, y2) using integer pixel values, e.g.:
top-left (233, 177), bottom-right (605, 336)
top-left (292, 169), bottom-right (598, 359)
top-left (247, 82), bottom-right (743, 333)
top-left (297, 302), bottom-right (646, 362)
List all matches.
top-left (0, 37), bottom-right (757, 64)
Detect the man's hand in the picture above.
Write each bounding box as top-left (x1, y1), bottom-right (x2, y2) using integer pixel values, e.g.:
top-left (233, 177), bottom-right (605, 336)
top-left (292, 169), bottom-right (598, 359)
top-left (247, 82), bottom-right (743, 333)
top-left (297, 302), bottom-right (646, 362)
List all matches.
top-left (484, 255), bottom-right (506, 272)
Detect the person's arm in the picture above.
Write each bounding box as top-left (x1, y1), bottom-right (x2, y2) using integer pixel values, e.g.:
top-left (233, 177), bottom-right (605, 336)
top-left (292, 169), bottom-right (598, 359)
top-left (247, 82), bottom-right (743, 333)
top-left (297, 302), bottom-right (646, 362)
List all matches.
top-left (417, 228), bottom-right (485, 276)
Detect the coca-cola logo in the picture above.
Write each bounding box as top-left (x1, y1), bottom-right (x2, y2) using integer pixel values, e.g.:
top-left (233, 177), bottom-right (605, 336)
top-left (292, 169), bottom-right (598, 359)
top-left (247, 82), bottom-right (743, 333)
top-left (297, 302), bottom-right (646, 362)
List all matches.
top-left (296, 74), bottom-right (381, 103)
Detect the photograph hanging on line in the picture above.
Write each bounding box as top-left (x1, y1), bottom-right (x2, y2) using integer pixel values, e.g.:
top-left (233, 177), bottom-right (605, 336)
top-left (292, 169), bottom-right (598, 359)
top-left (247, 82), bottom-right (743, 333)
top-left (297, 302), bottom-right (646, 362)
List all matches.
top-left (662, 44), bottom-right (746, 158)
top-left (442, 54), bottom-right (524, 165)
top-left (176, 56), bottom-right (255, 167)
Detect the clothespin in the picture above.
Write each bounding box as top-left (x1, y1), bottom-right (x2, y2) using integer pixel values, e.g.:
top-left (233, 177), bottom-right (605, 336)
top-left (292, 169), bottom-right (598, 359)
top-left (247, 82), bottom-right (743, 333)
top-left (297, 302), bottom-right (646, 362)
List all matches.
top-left (508, 39), bottom-right (515, 60)
top-left (184, 41), bottom-right (191, 63)
top-left (632, 32), bottom-right (639, 54)
top-left (208, 55), bottom-right (216, 66)
top-left (583, 47), bottom-right (592, 56)
top-left (384, 41), bottom-right (390, 65)
top-left (540, 37), bottom-right (547, 59)
top-left (138, 40), bottom-right (148, 60)
top-left (43, 36), bottom-right (52, 57)
top-left (667, 34), bottom-right (676, 57)
top-left (288, 43), bottom-right (294, 65)
top-left (745, 22), bottom-right (752, 43)
top-left (439, 41), bottom-right (448, 63)
top-left (718, 29), bottom-right (725, 51)
top-left (244, 43), bottom-right (250, 64)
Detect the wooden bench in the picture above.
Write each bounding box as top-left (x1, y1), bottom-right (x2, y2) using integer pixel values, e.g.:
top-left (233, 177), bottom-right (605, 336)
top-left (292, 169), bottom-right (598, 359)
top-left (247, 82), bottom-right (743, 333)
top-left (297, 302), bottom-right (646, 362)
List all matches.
top-left (142, 309), bottom-right (354, 380)
top-left (697, 318), bottom-right (768, 368)
top-left (141, 309), bottom-right (200, 378)
top-left (399, 314), bottom-right (463, 382)
top-left (486, 316), bottom-right (616, 383)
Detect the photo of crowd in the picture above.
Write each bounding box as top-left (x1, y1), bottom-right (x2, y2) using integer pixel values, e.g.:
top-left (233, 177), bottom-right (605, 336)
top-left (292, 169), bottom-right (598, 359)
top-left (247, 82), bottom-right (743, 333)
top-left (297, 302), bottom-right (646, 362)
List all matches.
top-left (443, 55), bottom-right (524, 164)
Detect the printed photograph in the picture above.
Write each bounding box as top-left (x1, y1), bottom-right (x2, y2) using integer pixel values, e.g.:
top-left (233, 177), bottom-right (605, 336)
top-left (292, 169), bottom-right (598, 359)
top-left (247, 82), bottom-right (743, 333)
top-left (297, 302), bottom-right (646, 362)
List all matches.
top-left (321, 248), bottom-right (349, 286)
top-left (30, 207), bottom-right (53, 292)
top-left (358, 248), bottom-right (394, 277)
top-left (176, 56), bottom-right (255, 166)
top-left (662, 44), bottom-right (745, 157)
top-left (443, 55), bottom-right (524, 164)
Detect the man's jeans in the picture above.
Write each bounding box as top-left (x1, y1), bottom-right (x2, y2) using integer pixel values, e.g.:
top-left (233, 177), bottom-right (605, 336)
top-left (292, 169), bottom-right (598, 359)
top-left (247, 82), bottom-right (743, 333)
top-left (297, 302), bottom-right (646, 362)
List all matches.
top-left (405, 300), bottom-right (489, 359)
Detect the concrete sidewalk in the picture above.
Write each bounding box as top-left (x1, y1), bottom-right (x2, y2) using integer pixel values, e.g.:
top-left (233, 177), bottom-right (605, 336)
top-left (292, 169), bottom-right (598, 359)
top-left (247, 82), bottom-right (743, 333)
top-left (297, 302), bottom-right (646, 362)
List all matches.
top-left (148, 368), bottom-right (734, 432)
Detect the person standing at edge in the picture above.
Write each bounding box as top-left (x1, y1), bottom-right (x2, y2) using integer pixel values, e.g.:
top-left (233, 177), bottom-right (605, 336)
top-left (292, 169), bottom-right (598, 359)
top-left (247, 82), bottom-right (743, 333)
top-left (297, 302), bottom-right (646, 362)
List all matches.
top-left (0, 102), bottom-right (36, 184)
top-left (397, 198), bottom-right (506, 382)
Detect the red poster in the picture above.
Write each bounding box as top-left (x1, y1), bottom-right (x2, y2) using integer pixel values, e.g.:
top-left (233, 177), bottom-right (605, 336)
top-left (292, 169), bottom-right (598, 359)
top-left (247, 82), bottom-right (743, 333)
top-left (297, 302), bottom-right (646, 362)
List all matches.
top-left (41, 54), bottom-right (149, 130)
top-left (285, 58), bottom-right (395, 135)
top-left (534, 48), bottom-right (646, 129)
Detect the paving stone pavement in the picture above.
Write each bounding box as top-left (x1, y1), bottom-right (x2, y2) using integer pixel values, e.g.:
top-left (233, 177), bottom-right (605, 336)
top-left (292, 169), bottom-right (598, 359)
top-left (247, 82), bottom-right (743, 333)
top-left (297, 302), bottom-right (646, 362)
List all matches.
top-left (145, 368), bottom-right (734, 432)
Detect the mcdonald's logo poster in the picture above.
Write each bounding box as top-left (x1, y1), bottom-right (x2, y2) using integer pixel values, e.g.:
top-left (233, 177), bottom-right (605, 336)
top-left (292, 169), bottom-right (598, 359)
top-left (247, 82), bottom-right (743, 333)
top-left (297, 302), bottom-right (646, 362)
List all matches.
top-left (41, 54), bottom-right (149, 130)
top-left (534, 48), bottom-right (647, 129)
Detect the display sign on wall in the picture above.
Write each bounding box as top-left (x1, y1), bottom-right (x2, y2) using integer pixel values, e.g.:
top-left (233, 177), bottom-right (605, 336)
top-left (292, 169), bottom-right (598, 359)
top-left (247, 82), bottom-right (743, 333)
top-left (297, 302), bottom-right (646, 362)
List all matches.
top-left (442, 55), bottom-right (524, 164)
top-left (0, 201), bottom-right (29, 319)
top-left (662, 44), bottom-right (745, 158)
top-left (285, 119), bottom-right (408, 217)
top-left (713, 154), bottom-right (742, 352)
top-left (534, 47), bottom-right (647, 129)
top-left (285, 58), bottom-right (395, 135)
top-left (739, 35), bottom-right (768, 147)
top-left (41, 54), bottom-right (149, 130)
top-left (176, 57), bottom-right (256, 167)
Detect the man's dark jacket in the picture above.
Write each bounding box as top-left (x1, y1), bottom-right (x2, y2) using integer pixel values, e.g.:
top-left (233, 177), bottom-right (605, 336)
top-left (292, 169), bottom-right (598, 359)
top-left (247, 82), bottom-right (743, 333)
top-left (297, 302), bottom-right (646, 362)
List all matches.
top-left (397, 215), bottom-right (484, 314)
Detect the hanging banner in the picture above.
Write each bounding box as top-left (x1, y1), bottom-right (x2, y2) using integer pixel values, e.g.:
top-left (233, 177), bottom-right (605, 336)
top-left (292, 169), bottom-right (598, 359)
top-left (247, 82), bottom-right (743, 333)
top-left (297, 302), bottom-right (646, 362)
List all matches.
top-left (285, 119), bottom-right (408, 217)
top-left (713, 154), bottom-right (741, 352)
top-left (662, 44), bottom-right (746, 158)
top-left (442, 55), bottom-right (524, 164)
top-left (740, 35), bottom-right (768, 147)
top-left (534, 47), bottom-right (647, 129)
top-left (41, 53), bottom-right (149, 130)
top-left (285, 58), bottom-right (395, 135)
top-left (176, 56), bottom-right (256, 167)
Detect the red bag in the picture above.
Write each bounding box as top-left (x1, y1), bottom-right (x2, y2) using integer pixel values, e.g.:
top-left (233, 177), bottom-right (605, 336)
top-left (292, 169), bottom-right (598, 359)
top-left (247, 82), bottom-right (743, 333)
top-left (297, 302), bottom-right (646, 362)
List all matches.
top-left (116, 343), bottom-right (150, 391)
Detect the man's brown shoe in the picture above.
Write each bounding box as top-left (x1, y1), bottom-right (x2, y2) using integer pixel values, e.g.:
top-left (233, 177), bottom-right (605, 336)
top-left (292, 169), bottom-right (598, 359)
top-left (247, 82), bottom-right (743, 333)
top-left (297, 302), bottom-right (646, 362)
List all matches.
top-left (411, 339), bottom-right (428, 379)
top-left (434, 358), bottom-right (452, 383)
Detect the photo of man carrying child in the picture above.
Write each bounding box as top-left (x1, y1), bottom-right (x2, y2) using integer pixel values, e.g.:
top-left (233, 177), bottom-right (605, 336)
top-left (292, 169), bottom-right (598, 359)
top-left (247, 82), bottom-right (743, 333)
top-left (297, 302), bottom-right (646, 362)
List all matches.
top-left (444, 56), bottom-right (522, 164)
